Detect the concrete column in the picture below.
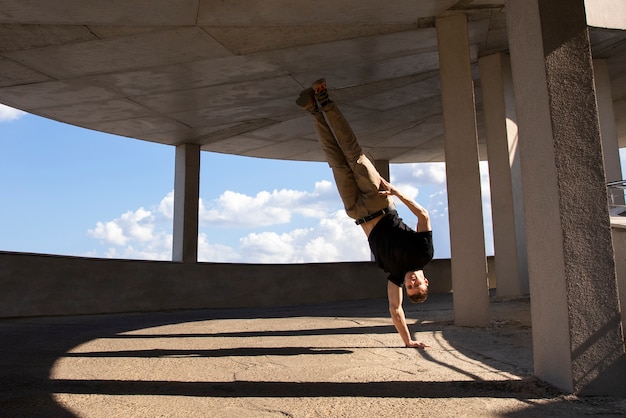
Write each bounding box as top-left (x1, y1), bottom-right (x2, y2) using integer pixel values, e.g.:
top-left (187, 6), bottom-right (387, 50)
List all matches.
top-left (172, 143), bottom-right (200, 263)
top-left (595, 60), bottom-right (621, 183)
top-left (478, 53), bottom-right (529, 297)
top-left (507, 0), bottom-right (626, 395)
top-left (594, 60), bottom-right (624, 205)
top-left (436, 13), bottom-right (490, 326)
top-left (611, 225), bottom-right (626, 343)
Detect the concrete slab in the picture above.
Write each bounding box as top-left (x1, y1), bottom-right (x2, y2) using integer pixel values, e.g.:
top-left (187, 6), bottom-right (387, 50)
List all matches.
top-left (2, 295), bottom-right (625, 417)
top-left (196, 0), bottom-right (457, 26)
top-left (0, 1), bottom-right (623, 162)
top-left (0, 0), bottom-right (199, 25)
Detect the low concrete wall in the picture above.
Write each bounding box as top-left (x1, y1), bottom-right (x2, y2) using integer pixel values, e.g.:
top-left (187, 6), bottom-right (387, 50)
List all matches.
top-left (0, 251), bottom-right (460, 318)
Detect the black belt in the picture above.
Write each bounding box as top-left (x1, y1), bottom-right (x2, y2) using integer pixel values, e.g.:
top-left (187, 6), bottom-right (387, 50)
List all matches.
top-left (355, 208), bottom-right (389, 225)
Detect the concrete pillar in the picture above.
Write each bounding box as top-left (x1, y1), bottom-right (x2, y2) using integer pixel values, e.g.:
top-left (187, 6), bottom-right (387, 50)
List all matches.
top-left (594, 60), bottom-right (624, 205)
top-left (172, 143), bottom-right (200, 263)
top-left (507, 0), bottom-right (626, 395)
top-left (436, 13), bottom-right (490, 326)
top-left (595, 60), bottom-right (621, 183)
top-left (478, 53), bottom-right (529, 297)
top-left (611, 225), bottom-right (626, 342)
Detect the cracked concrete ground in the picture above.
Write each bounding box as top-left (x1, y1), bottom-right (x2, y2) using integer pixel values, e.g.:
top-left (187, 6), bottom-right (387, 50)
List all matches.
top-left (1, 294), bottom-right (626, 417)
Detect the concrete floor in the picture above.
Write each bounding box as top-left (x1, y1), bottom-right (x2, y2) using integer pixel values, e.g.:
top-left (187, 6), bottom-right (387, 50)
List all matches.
top-left (1, 294), bottom-right (626, 417)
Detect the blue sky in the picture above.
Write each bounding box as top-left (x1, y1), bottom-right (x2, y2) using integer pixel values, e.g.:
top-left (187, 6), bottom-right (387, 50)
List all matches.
top-left (1, 103), bottom-right (499, 263)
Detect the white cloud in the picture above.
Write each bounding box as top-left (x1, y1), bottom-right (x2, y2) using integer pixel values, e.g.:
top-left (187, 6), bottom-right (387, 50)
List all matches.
top-left (203, 190), bottom-right (293, 227)
top-left (428, 190), bottom-right (449, 221)
top-left (88, 205), bottom-right (171, 259)
top-left (199, 180), bottom-right (338, 228)
top-left (88, 207), bottom-right (155, 245)
top-left (233, 210), bottom-right (370, 263)
top-left (100, 243), bottom-right (171, 261)
top-left (158, 191), bottom-right (174, 219)
top-left (87, 182), bottom-right (372, 263)
top-left (89, 220), bottom-right (127, 246)
top-left (117, 246), bottom-right (164, 260)
top-left (392, 162), bottom-right (447, 186)
top-left (198, 235), bottom-right (241, 263)
top-left (0, 104), bottom-right (26, 122)
top-left (387, 162), bottom-right (448, 202)
top-left (239, 231), bottom-right (299, 263)
top-left (87, 162), bottom-right (491, 262)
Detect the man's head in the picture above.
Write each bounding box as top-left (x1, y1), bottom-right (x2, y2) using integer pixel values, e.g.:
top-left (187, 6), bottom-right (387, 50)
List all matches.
top-left (404, 270), bottom-right (429, 303)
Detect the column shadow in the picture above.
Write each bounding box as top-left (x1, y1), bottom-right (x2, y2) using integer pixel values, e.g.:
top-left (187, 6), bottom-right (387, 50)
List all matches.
top-left (3, 295), bottom-right (607, 417)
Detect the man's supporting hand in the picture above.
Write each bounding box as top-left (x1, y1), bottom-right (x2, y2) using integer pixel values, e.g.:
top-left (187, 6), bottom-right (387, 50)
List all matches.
top-left (387, 281), bottom-right (429, 349)
top-left (405, 340), bottom-right (430, 349)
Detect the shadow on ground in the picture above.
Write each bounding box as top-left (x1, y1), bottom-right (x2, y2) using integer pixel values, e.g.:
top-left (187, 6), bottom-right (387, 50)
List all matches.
top-left (1, 295), bottom-right (624, 417)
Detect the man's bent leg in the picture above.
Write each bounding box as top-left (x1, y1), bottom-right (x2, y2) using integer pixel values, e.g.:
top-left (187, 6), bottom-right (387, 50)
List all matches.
top-left (322, 102), bottom-right (393, 214)
top-left (311, 111), bottom-right (364, 219)
top-left (304, 85), bottom-right (391, 219)
top-left (320, 102), bottom-right (363, 162)
top-left (311, 110), bottom-right (347, 170)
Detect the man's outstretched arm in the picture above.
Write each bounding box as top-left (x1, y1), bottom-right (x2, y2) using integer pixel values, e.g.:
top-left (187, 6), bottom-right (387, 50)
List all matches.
top-left (378, 178), bottom-right (432, 233)
top-left (387, 281), bottom-right (429, 349)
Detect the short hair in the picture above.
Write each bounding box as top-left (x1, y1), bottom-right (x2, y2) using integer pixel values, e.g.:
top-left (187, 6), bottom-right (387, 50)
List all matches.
top-left (407, 288), bottom-right (428, 304)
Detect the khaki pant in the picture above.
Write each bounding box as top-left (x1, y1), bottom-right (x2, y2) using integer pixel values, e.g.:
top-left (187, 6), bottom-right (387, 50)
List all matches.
top-left (312, 102), bottom-right (394, 220)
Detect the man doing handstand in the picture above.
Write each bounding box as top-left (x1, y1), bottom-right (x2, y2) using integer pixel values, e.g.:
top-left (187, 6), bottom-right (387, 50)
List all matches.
top-left (296, 79), bottom-right (434, 349)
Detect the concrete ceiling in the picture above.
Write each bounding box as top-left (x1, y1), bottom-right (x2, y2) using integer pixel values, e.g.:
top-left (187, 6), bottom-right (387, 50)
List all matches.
top-left (0, 0), bottom-right (624, 163)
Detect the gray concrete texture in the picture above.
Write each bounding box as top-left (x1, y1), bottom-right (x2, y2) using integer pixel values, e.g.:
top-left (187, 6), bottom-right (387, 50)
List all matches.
top-left (506, 0), bottom-right (626, 395)
top-left (0, 0), bottom-right (624, 163)
top-left (3, 295), bottom-right (626, 417)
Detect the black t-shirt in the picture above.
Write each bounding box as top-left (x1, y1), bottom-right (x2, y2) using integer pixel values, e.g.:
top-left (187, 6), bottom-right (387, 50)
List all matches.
top-left (367, 210), bottom-right (434, 287)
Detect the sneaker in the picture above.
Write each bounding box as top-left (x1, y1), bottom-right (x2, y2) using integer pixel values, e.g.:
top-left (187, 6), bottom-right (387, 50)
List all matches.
top-left (311, 78), bottom-right (331, 107)
top-left (296, 88), bottom-right (318, 113)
